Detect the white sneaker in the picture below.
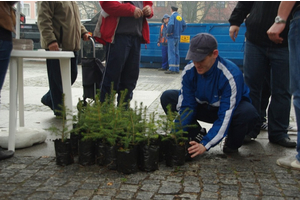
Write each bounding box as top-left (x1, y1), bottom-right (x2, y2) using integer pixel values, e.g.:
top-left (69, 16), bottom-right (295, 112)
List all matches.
top-left (260, 122), bottom-right (268, 131)
top-left (287, 125), bottom-right (297, 132)
top-left (260, 122), bottom-right (297, 132)
top-left (277, 156), bottom-right (300, 170)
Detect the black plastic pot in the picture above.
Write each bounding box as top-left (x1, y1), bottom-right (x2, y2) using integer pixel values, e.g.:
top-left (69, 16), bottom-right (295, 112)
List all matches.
top-left (138, 141), bottom-right (159, 172)
top-left (70, 132), bottom-right (79, 156)
top-left (78, 139), bottom-right (95, 166)
top-left (165, 139), bottom-right (186, 167)
top-left (105, 145), bottom-right (117, 170)
top-left (95, 140), bottom-right (106, 166)
top-left (117, 145), bottom-right (138, 174)
top-left (54, 139), bottom-right (74, 166)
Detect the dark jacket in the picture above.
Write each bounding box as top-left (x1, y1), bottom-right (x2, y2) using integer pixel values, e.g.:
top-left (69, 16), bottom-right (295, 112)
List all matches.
top-left (229, 1), bottom-right (291, 48)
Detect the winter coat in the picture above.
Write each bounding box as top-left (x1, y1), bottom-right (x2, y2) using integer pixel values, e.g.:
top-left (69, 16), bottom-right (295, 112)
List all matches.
top-left (0, 1), bottom-right (16, 33)
top-left (96, 1), bottom-right (153, 45)
top-left (37, 1), bottom-right (88, 51)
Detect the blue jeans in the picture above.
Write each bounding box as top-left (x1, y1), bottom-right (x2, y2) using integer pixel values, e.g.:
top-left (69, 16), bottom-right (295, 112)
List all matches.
top-left (161, 45), bottom-right (168, 70)
top-left (289, 10), bottom-right (300, 162)
top-left (0, 40), bottom-right (12, 91)
top-left (243, 40), bottom-right (291, 142)
top-left (100, 35), bottom-right (140, 104)
top-left (42, 51), bottom-right (78, 115)
top-left (167, 38), bottom-right (180, 72)
top-left (0, 39), bottom-right (12, 105)
top-left (160, 89), bottom-right (259, 149)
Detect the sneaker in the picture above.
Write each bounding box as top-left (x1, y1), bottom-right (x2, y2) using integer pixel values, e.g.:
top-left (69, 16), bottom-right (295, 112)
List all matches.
top-left (260, 122), bottom-right (268, 131)
top-left (277, 156), bottom-right (300, 170)
top-left (261, 122), bottom-right (297, 132)
top-left (287, 125), bottom-right (297, 132)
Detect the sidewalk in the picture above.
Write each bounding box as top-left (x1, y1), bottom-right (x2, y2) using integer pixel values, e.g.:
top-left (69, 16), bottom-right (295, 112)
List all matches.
top-left (0, 60), bottom-right (299, 199)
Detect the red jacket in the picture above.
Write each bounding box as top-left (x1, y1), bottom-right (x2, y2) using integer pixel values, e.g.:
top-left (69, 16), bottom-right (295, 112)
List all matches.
top-left (96, 1), bottom-right (153, 45)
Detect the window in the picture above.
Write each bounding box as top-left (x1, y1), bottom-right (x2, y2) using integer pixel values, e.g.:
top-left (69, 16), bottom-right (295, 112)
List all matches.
top-left (216, 1), bottom-right (225, 8)
top-left (22, 3), bottom-right (30, 17)
top-left (157, 1), bottom-right (165, 7)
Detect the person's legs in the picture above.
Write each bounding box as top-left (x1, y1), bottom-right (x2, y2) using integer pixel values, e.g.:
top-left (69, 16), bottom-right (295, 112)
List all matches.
top-left (243, 41), bottom-right (270, 139)
top-left (100, 35), bottom-right (139, 105)
top-left (267, 47), bottom-right (292, 142)
top-left (0, 40), bottom-right (12, 91)
top-left (0, 39), bottom-right (14, 160)
top-left (167, 37), bottom-right (177, 73)
top-left (260, 75), bottom-right (271, 128)
top-left (276, 13), bottom-right (300, 169)
top-left (173, 38), bottom-right (180, 72)
top-left (226, 100), bottom-right (259, 149)
top-left (160, 89), bottom-right (180, 114)
top-left (161, 45), bottom-right (168, 70)
top-left (288, 14), bottom-right (300, 162)
top-left (42, 51), bottom-right (78, 115)
top-left (118, 36), bottom-right (141, 104)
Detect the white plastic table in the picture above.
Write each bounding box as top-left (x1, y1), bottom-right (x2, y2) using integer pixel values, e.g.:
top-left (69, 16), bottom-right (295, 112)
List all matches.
top-left (8, 50), bottom-right (74, 151)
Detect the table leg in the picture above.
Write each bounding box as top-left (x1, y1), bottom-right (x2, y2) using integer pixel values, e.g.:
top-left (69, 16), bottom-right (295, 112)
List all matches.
top-left (8, 58), bottom-right (18, 151)
top-left (59, 58), bottom-right (73, 132)
top-left (18, 58), bottom-right (24, 127)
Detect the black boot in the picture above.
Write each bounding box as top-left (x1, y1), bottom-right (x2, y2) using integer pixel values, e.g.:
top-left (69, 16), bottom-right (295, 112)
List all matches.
top-left (0, 148), bottom-right (14, 160)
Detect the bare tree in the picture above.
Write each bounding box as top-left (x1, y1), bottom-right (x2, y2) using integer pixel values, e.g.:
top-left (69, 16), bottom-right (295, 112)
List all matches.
top-left (179, 1), bottom-right (237, 23)
top-left (76, 1), bottom-right (101, 19)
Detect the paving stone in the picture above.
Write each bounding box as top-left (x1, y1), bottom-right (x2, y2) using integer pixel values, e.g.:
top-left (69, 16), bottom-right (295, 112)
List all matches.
top-left (135, 191), bottom-right (155, 199)
top-left (1, 63), bottom-right (300, 199)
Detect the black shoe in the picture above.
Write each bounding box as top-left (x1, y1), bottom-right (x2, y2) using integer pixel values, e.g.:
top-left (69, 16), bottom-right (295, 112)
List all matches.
top-left (243, 135), bottom-right (255, 144)
top-left (270, 138), bottom-right (296, 148)
top-left (223, 146), bottom-right (238, 154)
top-left (164, 70), bottom-right (179, 74)
top-left (0, 148), bottom-right (14, 160)
top-left (41, 96), bottom-right (53, 110)
top-left (223, 137), bottom-right (238, 154)
top-left (158, 68), bottom-right (167, 71)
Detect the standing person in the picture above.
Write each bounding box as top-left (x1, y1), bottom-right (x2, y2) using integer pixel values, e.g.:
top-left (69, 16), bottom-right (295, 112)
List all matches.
top-left (161, 33), bottom-right (259, 156)
top-left (228, 2), bottom-right (296, 147)
top-left (0, 1), bottom-right (16, 160)
top-left (165, 6), bottom-right (186, 74)
top-left (37, 1), bottom-right (90, 117)
top-left (267, 1), bottom-right (300, 170)
top-left (157, 14), bottom-right (170, 71)
top-left (96, 1), bottom-right (153, 105)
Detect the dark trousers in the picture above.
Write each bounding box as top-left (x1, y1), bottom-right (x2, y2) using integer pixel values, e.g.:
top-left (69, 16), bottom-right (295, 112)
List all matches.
top-left (161, 45), bottom-right (168, 70)
top-left (42, 51), bottom-right (78, 115)
top-left (160, 89), bottom-right (259, 149)
top-left (100, 35), bottom-right (140, 104)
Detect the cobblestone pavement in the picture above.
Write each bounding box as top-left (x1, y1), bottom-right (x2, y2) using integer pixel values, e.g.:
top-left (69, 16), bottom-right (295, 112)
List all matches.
top-left (0, 60), bottom-right (299, 200)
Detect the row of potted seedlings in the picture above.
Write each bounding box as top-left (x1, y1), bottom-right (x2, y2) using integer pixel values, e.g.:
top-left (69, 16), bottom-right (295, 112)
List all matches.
top-left (48, 91), bottom-right (193, 174)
